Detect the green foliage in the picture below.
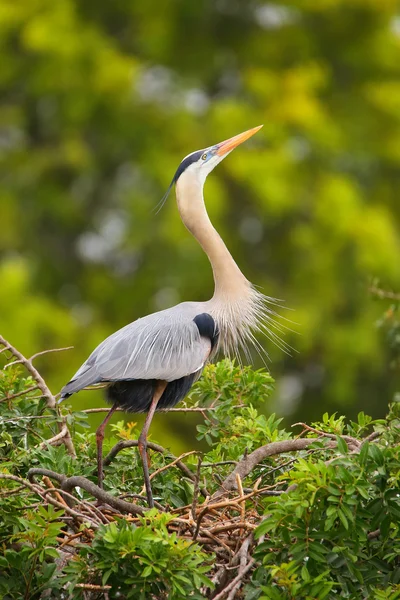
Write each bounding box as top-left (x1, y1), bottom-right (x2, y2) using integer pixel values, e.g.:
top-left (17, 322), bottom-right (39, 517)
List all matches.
top-left (0, 505), bottom-right (65, 599)
top-left (254, 405), bottom-right (400, 599)
top-left (63, 513), bottom-right (213, 600)
top-left (1, 357), bottom-right (400, 598)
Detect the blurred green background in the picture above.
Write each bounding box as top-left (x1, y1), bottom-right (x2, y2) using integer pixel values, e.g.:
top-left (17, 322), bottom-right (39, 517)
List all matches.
top-left (1, 0), bottom-right (400, 448)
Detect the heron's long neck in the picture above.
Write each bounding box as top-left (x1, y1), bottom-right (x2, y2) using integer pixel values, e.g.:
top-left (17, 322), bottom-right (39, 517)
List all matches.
top-left (175, 172), bottom-right (249, 300)
top-left (176, 171), bottom-right (274, 357)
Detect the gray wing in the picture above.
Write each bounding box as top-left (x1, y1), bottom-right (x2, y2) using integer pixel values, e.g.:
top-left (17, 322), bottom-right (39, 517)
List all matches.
top-left (61, 303), bottom-right (211, 397)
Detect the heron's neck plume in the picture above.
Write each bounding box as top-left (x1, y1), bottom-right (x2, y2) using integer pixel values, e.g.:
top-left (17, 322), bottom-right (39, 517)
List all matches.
top-left (176, 172), bottom-right (288, 359)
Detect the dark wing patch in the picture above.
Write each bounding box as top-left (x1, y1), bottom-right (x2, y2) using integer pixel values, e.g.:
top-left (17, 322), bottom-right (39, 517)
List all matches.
top-left (193, 313), bottom-right (219, 349)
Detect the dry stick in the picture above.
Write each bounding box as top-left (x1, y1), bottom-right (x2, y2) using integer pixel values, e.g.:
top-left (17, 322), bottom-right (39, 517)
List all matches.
top-left (58, 531), bottom-right (86, 549)
top-left (42, 476), bottom-right (69, 508)
top-left (235, 473), bottom-right (245, 528)
top-left (226, 534), bottom-right (254, 600)
top-left (210, 522), bottom-right (255, 535)
top-left (215, 438), bottom-right (316, 496)
top-left (29, 347), bottom-right (74, 361)
top-left (75, 584), bottom-right (112, 591)
top-left (149, 450), bottom-right (199, 482)
top-left (0, 336), bottom-right (76, 457)
top-left (103, 439), bottom-right (209, 498)
top-left (191, 456), bottom-right (203, 522)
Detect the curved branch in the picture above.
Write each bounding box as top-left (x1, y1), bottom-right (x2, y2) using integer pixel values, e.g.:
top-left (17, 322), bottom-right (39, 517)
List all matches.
top-left (27, 468), bottom-right (146, 515)
top-left (214, 438), bottom-right (316, 496)
top-left (60, 476), bottom-right (146, 516)
top-left (0, 335), bottom-right (56, 408)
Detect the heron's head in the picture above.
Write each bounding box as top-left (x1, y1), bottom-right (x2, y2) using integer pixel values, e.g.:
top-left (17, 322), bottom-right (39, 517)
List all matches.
top-left (173, 125), bottom-right (263, 186)
top-left (157, 125), bottom-right (263, 211)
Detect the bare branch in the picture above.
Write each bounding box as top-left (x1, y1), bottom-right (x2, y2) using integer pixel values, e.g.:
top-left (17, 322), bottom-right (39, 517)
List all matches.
top-left (27, 468), bottom-right (146, 516)
top-left (29, 346), bottom-right (74, 361)
top-left (149, 450), bottom-right (199, 482)
top-left (214, 438), bottom-right (316, 496)
top-left (0, 335), bottom-right (56, 408)
top-left (38, 424), bottom-right (70, 450)
top-left (75, 584), bottom-right (112, 591)
top-left (60, 476), bottom-right (146, 516)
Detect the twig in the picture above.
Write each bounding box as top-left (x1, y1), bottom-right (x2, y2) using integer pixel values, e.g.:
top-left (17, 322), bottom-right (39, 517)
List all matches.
top-left (42, 476), bottom-right (69, 507)
top-left (29, 347), bottom-right (74, 361)
top-left (149, 450), bottom-right (199, 482)
top-left (235, 473), bottom-right (245, 527)
top-left (0, 336), bottom-right (56, 408)
top-left (363, 431), bottom-right (381, 443)
top-left (191, 456), bottom-right (202, 521)
top-left (75, 583), bottom-right (112, 591)
top-left (0, 485), bottom-right (25, 497)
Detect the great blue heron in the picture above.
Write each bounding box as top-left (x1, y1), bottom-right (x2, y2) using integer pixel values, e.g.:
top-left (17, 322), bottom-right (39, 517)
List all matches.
top-left (60, 125), bottom-right (281, 508)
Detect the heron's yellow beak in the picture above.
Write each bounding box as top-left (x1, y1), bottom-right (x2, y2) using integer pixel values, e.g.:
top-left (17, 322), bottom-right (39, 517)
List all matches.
top-left (215, 125), bottom-right (263, 156)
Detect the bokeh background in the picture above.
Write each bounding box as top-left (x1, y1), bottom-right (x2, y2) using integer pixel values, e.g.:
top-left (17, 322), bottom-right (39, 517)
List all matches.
top-left (1, 0), bottom-right (400, 448)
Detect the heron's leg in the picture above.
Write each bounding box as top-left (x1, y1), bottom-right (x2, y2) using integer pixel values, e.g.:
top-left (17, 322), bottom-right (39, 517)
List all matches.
top-left (138, 381), bottom-right (167, 508)
top-left (96, 403), bottom-right (119, 489)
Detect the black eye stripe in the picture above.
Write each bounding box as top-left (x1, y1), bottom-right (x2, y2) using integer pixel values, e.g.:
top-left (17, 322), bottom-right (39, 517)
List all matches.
top-left (173, 150), bottom-right (204, 183)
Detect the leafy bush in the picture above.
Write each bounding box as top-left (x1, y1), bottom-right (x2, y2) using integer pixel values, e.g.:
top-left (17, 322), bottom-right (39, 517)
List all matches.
top-left (1, 342), bottom-right (400, 599)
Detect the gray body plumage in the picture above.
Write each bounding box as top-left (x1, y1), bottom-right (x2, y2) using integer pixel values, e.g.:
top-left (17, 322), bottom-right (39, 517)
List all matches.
top-left (60, 301), bottom-right (214, 401)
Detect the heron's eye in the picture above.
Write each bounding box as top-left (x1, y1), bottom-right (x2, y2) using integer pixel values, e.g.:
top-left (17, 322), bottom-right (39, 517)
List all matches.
top-left (201, 153), bottom-right (208, 161)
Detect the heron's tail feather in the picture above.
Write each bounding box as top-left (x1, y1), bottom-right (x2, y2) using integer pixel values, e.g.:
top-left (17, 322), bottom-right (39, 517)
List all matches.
top-left (59, 367), bottom-right (99, 402)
